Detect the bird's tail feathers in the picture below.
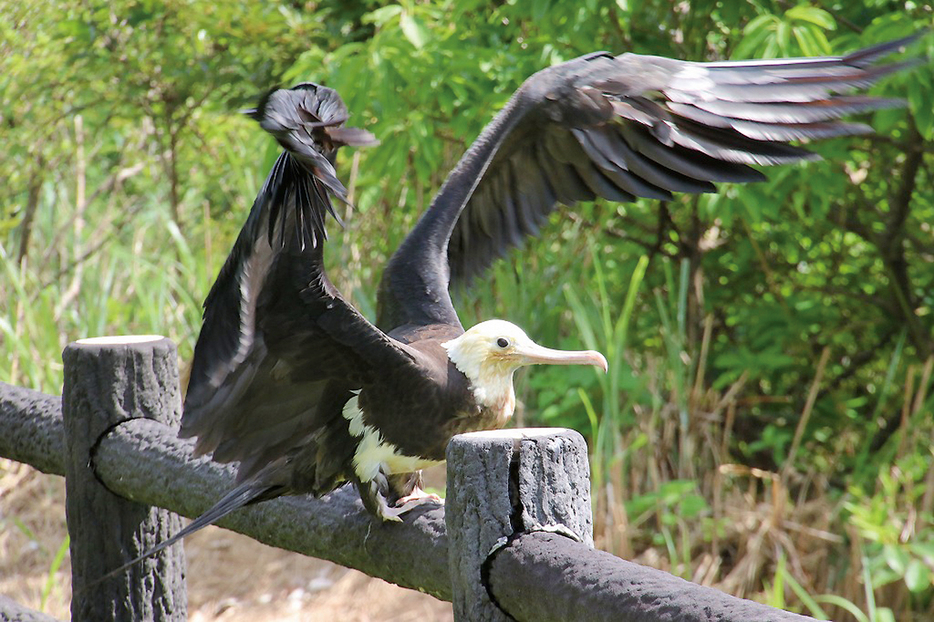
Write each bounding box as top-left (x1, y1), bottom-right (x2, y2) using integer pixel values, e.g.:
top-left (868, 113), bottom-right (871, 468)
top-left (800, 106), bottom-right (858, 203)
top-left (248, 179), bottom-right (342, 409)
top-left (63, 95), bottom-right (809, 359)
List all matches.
top-left (87, 479), bottom-right (279, 587)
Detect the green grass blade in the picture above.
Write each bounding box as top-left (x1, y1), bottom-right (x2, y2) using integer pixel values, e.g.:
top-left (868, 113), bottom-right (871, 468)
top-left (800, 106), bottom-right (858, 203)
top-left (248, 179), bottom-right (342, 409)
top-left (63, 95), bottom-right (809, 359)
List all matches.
top-left (39, 534), bottom-right (69, 612)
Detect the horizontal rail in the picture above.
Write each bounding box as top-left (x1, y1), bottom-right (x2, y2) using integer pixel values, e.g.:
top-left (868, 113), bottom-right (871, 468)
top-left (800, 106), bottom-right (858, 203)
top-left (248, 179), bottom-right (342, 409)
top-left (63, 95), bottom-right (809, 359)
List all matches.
top-left (97, 417), bottom-right (452, 599)
top-left (0, 382), bottom-right (66, 476)
top-left (1, 381), bottom-right (452, 601)
top-left (0, 595), bottom-right (63, 622)
top-left (488, 532), bottom-right (813, 621)
top-left (1, 380), bottom-right (818, 621)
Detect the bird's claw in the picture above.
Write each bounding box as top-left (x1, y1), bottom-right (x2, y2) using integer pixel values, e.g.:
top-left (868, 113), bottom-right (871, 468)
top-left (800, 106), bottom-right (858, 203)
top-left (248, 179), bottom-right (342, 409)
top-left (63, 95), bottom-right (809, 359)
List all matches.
top-left (396, 486), bottom-right (443, 506)
top-left (375, 487), bottom-right (443, 522)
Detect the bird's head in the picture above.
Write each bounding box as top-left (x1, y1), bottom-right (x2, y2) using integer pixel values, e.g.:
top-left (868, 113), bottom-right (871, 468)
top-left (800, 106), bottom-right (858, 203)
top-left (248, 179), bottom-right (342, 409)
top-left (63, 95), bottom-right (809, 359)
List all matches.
top-left (442, 319), bottom-right (607, 410)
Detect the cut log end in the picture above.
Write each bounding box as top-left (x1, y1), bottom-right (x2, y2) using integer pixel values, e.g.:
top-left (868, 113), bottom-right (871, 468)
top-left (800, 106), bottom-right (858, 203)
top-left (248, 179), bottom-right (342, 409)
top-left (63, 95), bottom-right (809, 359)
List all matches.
top-left (456, 427), bottom-right (584, 440)
top-left (76, 334), bottom-right (166, 345)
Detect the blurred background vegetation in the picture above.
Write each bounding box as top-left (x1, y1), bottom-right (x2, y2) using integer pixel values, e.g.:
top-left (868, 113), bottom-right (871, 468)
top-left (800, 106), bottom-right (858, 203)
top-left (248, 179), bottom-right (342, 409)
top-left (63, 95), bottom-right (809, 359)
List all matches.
top-left (2, 0), bottom-right (933, 620)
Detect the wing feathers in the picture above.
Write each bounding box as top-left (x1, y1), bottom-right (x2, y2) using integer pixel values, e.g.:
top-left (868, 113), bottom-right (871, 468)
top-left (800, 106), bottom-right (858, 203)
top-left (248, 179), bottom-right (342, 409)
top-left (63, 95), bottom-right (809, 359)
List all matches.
top-left (620, 124), bottom-right (767, 183)
top-left (841, 33), bottom-right (924, 66)
top-left (183, 84), bottom-right (393, 484)
top-left (513, 158), bottom-right (549, 236)
top-left (667, 103), bottom-right (873, 141)
top-left (574, 159), bottom-right (638, 203)
top-left (690, 95), bottom-right (904, 123)
top-left (665, 117), bottom-right (818, 165)
top-left (494, 169), bottom-right (526, 248)
top-left (575, 127), bottom-right (713, 195)
top-left (439, 35), bottom-right (918, 282)
top-left (537, 137), bottom-right (596, 204)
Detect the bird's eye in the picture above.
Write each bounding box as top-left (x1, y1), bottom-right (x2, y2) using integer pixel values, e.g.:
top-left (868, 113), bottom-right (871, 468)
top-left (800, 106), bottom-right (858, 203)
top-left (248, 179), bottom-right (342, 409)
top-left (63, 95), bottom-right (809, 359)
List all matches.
top-left (496, 338), bottom-right (510, 348)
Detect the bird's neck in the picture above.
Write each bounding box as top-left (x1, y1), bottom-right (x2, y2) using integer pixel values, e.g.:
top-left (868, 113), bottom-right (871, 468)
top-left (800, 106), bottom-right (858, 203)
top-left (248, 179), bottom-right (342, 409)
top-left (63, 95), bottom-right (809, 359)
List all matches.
top-left (446, 344), bottom-right (518, 428)
top-left (468, 372), bottom-right (517, 429)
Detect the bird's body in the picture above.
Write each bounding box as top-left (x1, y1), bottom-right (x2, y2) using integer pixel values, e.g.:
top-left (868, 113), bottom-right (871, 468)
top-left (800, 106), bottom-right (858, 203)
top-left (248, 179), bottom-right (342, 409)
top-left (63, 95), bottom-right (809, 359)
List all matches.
top-left (118, 34), bottom-right (919, 566)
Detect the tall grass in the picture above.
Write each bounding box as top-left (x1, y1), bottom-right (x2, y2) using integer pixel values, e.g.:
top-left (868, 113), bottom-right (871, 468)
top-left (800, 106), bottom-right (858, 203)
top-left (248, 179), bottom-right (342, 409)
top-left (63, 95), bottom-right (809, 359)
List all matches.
top-left (1, 211), bottom-right (219, 392)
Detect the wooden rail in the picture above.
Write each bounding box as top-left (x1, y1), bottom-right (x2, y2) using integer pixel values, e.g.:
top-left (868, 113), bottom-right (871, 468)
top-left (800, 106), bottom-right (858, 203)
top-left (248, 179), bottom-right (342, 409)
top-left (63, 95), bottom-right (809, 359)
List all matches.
top-left (0, 337), bottom-right (816, 621)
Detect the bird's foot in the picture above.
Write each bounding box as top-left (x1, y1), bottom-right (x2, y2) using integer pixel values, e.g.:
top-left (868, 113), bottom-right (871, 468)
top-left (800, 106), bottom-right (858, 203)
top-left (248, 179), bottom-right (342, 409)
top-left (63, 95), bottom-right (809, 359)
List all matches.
top-left (375, 502), bottom-right (407, 522)
top-left (395, 486), bottom-right (443, 506)
top-left (374, 487), bottom-right (442, 522)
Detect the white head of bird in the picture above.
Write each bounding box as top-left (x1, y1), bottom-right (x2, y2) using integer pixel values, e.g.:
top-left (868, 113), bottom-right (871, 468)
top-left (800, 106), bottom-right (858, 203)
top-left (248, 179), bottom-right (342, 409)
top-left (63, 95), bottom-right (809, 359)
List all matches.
top-left (442, 319), bottom-right (608, 418)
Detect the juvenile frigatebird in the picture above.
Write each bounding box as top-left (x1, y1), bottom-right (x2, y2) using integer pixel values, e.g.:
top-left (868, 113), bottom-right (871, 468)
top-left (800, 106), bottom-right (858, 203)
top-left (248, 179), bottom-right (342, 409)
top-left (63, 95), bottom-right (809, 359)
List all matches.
top-left (138, 35), bottom-right (919, 558)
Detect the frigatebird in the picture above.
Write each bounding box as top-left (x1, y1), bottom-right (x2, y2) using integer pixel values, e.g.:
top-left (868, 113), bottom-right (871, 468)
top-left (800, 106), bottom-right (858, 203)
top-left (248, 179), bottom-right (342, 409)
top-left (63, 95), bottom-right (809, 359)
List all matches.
top-left (135, 34), bottom-right (919, 559)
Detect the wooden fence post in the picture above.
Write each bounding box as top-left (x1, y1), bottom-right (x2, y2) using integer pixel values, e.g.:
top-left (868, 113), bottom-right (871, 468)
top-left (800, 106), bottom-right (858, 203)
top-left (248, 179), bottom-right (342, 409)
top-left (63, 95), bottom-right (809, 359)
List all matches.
top-left (62, 336), bottom-right (186, 622)
top-left (446, 428), bottom-right (592, 621)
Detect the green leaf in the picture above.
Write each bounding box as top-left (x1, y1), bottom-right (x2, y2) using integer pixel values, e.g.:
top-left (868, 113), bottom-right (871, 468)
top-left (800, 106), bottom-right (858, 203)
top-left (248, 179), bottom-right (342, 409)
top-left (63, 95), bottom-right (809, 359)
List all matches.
top-left (814, 595), bottom-right (869, 622)
top-left (400, 13), bottom-right (431, 50)
top-left (883, 544), bottom-right (908, 574)
top-left (873, 107), bottom-right (904, 135)
top-left (793, 24), bottom-right (831, 56)
top-left (783, 570), bottom-right (829, 619)
top-left (744, 13), bottom-right (779, 37)
top-left (678, 494), bottom-right (709, 518)
top-left (785, 6), bottom-right (836, 31)
top-left (776, 21), bottom-right (791, 55)
top-left (790, 27), bottom-right (814, 58)
top-left (875, 608), bottom-right (896, 622)
top-left (734, 16), bottom-right (777, 59)
top-left (363, 4), bottom-right (403, 26)
top-left (909, 75), bottom-right (934, 138)
top-left (40, 535), bottom-right (70, 612)
top-left (908, 541), bottom-right (934, 558)
top-left (904, 559), bottom-right (932, 593)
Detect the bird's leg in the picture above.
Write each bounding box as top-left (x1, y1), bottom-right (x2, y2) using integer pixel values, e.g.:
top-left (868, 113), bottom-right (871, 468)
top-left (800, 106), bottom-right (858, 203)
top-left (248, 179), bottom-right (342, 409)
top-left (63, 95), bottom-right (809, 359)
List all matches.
top-left (354, 473), bottom-right (407, 523)
top-left (354, 471), bottom-right (443, 522)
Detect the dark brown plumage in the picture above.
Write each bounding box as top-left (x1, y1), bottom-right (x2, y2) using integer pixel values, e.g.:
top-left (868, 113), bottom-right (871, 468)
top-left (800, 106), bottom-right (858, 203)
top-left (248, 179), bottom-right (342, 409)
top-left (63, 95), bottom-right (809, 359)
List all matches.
top-left (120, 35), bottom-right (920, 569)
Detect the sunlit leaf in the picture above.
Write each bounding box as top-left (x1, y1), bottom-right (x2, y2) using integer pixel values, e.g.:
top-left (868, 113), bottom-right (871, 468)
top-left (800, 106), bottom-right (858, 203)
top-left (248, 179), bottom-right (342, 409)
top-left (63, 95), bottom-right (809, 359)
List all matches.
top-left (400, 13), bottom-right (431, 50)
top-left (363, 4), bottom-right (403, 26)
top-left (904, 559), bottom-right (932, 593)
top-left (785, 6), bottom-right (836, 30)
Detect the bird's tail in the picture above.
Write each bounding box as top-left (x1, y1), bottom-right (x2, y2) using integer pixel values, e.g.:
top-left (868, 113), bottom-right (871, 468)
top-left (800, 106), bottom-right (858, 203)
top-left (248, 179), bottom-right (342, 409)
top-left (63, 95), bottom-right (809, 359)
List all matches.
top-left (88, 479), bottom-right (281, 585)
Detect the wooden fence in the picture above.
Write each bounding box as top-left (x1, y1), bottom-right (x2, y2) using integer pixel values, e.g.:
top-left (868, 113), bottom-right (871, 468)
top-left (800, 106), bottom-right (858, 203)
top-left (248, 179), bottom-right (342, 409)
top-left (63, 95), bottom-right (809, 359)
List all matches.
top-left (0, 336), bottom-right (818, 621)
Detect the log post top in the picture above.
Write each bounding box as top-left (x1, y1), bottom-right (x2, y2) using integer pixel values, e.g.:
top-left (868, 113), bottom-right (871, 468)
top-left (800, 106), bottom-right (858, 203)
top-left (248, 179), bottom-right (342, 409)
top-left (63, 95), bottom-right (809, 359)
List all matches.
top-left (75, 335), bottom-right (166, 345)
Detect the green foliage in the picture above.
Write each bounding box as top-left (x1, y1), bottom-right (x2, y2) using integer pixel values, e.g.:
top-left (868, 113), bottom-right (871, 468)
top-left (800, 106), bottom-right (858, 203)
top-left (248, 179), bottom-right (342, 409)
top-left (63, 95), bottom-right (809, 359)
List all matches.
top-left (3, 0), bottom-right (934, 619)
top-left (846, 453), bottom-right (934, 597)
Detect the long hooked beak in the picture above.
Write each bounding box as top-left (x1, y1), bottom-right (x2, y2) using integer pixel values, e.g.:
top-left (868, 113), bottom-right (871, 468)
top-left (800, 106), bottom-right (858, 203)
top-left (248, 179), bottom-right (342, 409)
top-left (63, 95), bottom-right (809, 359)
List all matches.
top-left (515, 342), bottom-right (608, 373)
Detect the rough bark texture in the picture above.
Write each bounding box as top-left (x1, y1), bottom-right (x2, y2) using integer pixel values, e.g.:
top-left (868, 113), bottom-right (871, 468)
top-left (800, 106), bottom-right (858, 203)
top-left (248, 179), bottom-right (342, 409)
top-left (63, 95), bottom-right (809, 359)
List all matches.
top-left (489, 532), bottom-right (817, 622)
top-left (446, 431), bottom-right (515, 622)
top-left (0, 596), bottom-right (63, 622)
top-left (446, 428), bottom-right (592, 622)
top-left (62, 337), bottom-right (187, 622)
top-left (515, 428), bottom-right (593, 546)
top-left (0, 382), bottom-right (64, 476)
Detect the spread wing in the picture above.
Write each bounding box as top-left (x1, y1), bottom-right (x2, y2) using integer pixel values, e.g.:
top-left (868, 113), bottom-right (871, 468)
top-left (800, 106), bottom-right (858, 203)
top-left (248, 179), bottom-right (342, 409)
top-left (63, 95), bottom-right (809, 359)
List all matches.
top-left (376, 34), bottom-right (920, 329)
top-left (181, 84), bottom-right (410, 483)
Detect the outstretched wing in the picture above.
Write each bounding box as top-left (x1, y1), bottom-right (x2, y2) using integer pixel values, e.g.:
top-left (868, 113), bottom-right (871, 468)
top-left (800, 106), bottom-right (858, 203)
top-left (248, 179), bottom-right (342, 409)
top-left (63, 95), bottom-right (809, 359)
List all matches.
top-left (447, 34), bottom-right (921, 281)
top-left (182, 84), bottom-right (411, 484)
top-left (376, 34), bottom-right (920, 329)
